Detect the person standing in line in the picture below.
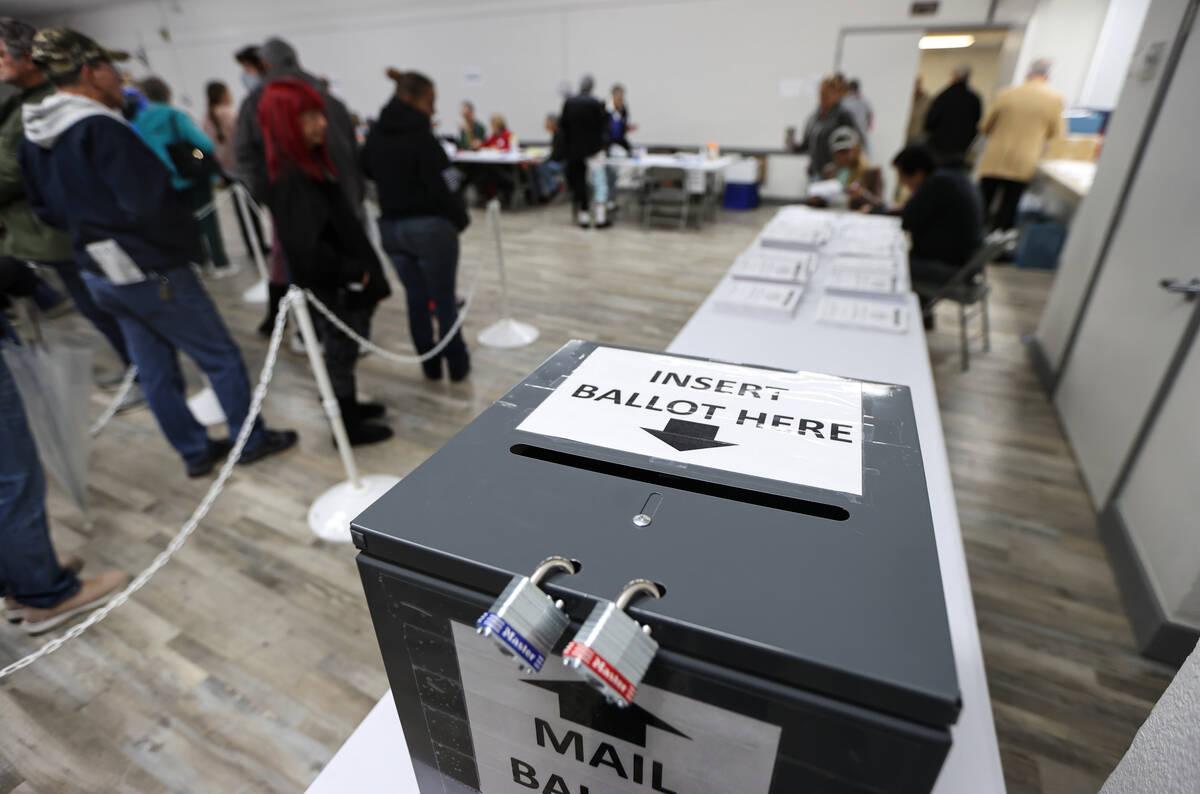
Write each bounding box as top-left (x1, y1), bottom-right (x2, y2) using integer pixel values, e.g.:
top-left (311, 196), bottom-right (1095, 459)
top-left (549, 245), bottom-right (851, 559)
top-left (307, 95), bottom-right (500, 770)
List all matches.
top-left (558, 74), bottom-right (610, 228)
top-left (20, 28), bottom-right (297, 478)
top-left (235, 45), bottom-right (266, 93)
top-left (923, 66), bottom-right (982, 165)
top-left (204, 79), bottom-right (267, 262)
top-left (1, 257), bottom-right (129, 635)
top-left (0, 17), bottom-right (135, 387)
top-left (259, 77), bottom-right (392, 446)
top-left (786, 75), bottom-right (860, 180)
top-left (458, 101), bottom-right (486, 150)
top-left (977, 58), bottom-right (1064, 232)
top-left (361, 69), bottom-right (471, 382)
top-left (133, 76), bottom-right (235, 279)
top-left (234, 37), bottom-right (363, 335)
top-left (841, 79), bottom-right (873, 153)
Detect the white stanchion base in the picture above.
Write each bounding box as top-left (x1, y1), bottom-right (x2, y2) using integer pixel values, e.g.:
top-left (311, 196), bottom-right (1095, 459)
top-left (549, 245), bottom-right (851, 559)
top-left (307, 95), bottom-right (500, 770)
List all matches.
top-left (477, 318), bottom-right (539, 348)
top-left (307, 474), bottom-right (402, 542)
top-left (242, 278), bottom-right (269, 304)
top-left (187, 385), bottom-right (226, 427)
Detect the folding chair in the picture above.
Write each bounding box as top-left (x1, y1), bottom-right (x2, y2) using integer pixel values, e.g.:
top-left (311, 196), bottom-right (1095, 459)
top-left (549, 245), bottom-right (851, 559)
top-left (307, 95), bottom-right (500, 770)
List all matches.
top-left (913, 241), bottom-right (1005, 371)
top-left (640, 166), bottom-right (690, 229)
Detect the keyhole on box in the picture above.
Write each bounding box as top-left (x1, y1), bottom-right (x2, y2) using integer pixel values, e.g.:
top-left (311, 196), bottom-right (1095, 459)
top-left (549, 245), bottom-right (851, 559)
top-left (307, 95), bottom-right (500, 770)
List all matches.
top-left (632, 492), bottom-right (663, 528)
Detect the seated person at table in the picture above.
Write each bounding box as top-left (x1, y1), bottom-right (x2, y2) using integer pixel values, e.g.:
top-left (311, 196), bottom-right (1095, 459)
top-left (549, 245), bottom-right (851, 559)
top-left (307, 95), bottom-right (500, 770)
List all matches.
top-left (482, 114), bottom-right (513, 150)
top-left (890, 145), bottom-right (983, 324)
top-left (533, 113), bottom-right (565, 202)
top-left (457, 100), bottom-right (485, 150)
top-left (807, 126), bottom-right (882, 211)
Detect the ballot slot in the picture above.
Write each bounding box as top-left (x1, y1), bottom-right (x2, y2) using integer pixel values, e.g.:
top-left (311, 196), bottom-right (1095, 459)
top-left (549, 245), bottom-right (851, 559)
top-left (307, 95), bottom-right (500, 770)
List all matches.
top-left (509, 443), bottom-right (850, 521)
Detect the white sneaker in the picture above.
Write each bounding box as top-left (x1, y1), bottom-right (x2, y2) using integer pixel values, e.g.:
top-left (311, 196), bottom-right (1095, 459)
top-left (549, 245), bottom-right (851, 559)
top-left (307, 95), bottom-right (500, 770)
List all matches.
top-left (577, 210), bottom-right (591, 227)
top-left (209, 262), bottom-right (243, 280)
top-left (593, 203), bottom-right (608, 227)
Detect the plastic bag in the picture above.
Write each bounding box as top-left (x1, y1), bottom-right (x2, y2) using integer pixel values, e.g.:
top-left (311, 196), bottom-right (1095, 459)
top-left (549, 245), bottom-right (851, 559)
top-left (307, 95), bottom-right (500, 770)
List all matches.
top-left (1, 340), bottom-right (92, 518)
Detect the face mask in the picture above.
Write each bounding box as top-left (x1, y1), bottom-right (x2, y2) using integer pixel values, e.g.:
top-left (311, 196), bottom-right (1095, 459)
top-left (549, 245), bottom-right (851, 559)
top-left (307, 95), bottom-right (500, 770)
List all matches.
top-left (242, 72), bottom-right (263, 91)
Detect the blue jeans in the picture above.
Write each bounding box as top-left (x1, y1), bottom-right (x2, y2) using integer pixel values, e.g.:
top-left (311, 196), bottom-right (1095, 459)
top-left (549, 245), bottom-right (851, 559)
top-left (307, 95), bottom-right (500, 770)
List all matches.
top-left (46, 260), bottom-right (131, 366)
top-left (377, 217), bottom-right (468, 370)
top-left (0, 350), bottom-right (80, 607)
top-left (80, 267), bottom-right (265, 465)
top-left (533, 160), bottom-right (564, 200)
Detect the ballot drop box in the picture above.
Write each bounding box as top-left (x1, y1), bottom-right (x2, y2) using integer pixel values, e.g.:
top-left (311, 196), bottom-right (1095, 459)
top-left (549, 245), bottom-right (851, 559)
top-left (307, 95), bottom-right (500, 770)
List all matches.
top-left (353, 341), bottom-right (960, 794)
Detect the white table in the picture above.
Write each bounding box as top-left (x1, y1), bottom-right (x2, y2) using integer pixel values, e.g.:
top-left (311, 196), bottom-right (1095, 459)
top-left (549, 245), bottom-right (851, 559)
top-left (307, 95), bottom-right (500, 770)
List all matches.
top-left (451, 149), bottom-right (544, 208)
top-left (308, 206), bottom-right (1004, 794)
top-left (669, 207), bottom-right (1004, 793)
top-left (1035, 158), bottom-right (1096, 203)
top-left (602, 152), bottom-right (738, 173)
top-left (451, 149), bottom-right (543, 166)
top-left (605, 153), bottom-right (738, 227)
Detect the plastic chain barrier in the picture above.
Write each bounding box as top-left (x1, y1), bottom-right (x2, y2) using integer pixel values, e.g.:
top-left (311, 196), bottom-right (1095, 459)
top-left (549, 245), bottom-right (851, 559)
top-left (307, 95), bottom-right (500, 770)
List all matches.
top-left (301, 206), bottom-right (493, 364)
top-left (0, 291), bottom-right (295, 681)
top-left (89, 364), bottom-right (139, 436)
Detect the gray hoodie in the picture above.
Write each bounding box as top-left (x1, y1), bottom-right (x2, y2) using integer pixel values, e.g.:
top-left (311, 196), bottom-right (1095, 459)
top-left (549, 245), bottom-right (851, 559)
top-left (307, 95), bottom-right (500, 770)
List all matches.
top-left (232, 38), bottom-right (363, 215)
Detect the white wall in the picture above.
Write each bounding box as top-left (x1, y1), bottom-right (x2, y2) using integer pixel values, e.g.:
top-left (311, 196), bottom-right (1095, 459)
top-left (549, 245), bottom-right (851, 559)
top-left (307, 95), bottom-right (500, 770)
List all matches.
top-left (1012, 0), bottom-right (1112, 102)
top-left (1079, 0), bottom-right (1153, 108)
top-left (917, 44), bottom-right (1006, 113)
top-left (33, 0), bottom-right (1020, 147)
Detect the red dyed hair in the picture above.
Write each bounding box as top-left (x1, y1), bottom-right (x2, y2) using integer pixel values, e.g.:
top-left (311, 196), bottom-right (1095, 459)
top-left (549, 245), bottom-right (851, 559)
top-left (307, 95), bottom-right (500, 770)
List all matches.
top-left (257, 77), bottom-right (337, 183)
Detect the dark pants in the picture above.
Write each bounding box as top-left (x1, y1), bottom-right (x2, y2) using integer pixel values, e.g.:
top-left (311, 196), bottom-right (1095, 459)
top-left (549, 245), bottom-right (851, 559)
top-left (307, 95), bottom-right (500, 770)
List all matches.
top-left (80, 267), bottom-right (266, 465)
top-left (45, 260), bottom-right (131, 366)
top-left (183, 182), bottom-right (230, 268)
top-left (311, 292), bottom-right (372, 402)
top-left (0, 351), bottom-right (80, 608)
top-left (566, 159), bottom-right (588, 212)
top-left (979, 177), bottom-right (1027, 231)
top-left (377, 216), bottom-right (468, 371)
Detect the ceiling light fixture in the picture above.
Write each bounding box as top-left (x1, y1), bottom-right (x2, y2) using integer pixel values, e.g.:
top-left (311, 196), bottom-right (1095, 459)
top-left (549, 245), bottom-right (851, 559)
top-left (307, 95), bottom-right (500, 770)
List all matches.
top-left (919, 34), bottom-right (976, 49)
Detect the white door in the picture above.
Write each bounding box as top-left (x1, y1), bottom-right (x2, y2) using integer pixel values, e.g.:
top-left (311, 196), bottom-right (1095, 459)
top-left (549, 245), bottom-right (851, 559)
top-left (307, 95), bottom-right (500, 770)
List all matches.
top-left (1054, 9), bottom-right (1200, 507)
top-left (838, 30), bottom-right (924, 198)
top-left (1114, 333), bottom-right (1200, 631)
top-left (1036, 0), bottom-right (1191, 370)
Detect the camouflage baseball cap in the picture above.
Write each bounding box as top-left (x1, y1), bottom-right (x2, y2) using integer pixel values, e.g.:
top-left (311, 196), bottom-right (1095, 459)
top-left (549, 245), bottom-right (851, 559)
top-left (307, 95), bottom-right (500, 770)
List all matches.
top-left (31, 28), bottom-right (129, 76)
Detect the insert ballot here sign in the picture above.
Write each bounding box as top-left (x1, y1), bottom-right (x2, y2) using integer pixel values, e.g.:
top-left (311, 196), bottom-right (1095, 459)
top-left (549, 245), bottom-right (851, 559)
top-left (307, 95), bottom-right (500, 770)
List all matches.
top-left (517, 347), bottom-right (863, 496)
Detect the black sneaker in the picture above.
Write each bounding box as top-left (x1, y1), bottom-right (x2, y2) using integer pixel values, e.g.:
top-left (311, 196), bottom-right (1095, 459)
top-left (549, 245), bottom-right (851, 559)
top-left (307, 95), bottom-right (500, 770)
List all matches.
top-left (238, 429), bottom-right (299, 466)
top-left (345, 421), bottom-right (394, 446)
top-left (186, 437), bottom-right (235, 478)
top-left (422, 356), bottom-right (443, 380)
top-left (448, 351), bottom-right (471, 382)
top-left (355, 401), bottom-right (386, 420)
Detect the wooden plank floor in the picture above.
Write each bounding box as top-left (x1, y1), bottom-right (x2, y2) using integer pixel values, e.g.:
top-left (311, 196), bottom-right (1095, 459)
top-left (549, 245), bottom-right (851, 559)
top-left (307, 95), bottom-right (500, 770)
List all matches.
top-left (0, 200), bottom-right (1176, 793)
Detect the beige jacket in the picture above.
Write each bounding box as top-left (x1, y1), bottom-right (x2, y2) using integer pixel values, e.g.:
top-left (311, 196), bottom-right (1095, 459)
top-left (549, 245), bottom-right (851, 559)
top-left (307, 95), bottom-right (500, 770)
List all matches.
top-left (977, 79), bottom-right (1065, 182)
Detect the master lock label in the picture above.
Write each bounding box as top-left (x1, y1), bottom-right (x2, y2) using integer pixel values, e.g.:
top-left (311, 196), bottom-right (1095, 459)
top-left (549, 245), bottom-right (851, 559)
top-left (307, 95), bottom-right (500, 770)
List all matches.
top-left (453, 622), bottom-right (781, 793)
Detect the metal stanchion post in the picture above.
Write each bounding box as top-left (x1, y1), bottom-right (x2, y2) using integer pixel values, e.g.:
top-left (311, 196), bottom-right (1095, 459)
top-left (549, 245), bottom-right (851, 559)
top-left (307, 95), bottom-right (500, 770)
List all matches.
top-left (290, 288), bottom-right (400, 541)
top-left (233, 183), bottom-right (270, 304)
top-left (477, 198), bottom-right (540, 348)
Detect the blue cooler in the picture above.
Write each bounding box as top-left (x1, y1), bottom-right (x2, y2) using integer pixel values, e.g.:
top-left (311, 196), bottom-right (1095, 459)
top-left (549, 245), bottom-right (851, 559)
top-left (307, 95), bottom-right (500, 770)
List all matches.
top-left (724, 182), bottom-right (760, 210)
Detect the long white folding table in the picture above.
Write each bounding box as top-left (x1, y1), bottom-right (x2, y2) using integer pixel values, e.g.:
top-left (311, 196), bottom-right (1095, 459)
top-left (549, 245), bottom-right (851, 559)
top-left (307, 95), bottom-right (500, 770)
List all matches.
top-left (451, 149), bottom-right (544, 208)
top-left (605, 153), bottom-right (738, 226)
top-left (307, 206), bottom-right (1005, 794)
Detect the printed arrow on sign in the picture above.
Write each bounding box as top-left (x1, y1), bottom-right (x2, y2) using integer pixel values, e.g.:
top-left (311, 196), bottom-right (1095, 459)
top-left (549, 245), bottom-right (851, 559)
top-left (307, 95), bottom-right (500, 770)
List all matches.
top-left (642, 418), bottom-right (736, 452)
top-left (523, 679), bottom-right (690, 746)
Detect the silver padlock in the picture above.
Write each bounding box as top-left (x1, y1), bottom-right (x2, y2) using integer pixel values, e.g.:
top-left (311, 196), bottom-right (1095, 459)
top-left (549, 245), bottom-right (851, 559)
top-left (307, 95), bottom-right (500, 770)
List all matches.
top-left (476, 556), bottom-right (579, 673)
top-left (563, 579), bottom-right (663, 707)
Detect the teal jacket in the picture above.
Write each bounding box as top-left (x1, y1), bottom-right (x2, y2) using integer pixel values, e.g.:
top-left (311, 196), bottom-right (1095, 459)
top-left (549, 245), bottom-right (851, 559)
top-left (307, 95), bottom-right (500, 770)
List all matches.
top-left (132, 102), bottom-right (216, 191)
top-left (0, 80), bottom-right (73, 263)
